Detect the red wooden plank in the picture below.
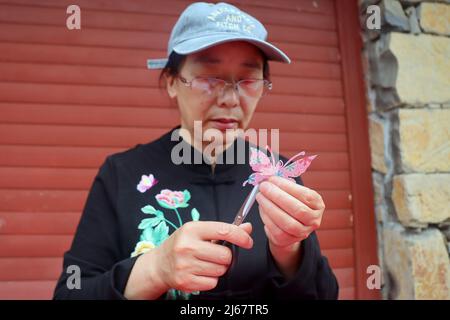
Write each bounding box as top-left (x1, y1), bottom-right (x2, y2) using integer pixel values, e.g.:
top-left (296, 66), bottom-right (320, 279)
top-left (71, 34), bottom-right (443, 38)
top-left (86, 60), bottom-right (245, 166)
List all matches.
top-left (338, 287), bottom-right (355, 300)
top-left (0, 228), bottom-right (352, 257)
top-left (253, 113), bottom-right (347, 134)
top-left (0, 190), bottom-right (88, 212)
top-left (0, 123), bottom-right (170, 148)
top-left (0, 63), bottom-right (343, 97)
top-left (316, 229), bottom-right (353, 250)
top-left (0, 0), bottom-right (336, 29)
top-left (0, 102), bottom-right (180, 130)
top-left (0, 145), bottom-right (349, 170)
top-left (0, 211), bottom-right (80, 235)
top-left (336, 0), bottom-right (380, 300)
top-left (274, 61), bottom-right (341, 80)
top-left (0, 98), bottom-right (345, 119)
top-left (333, 267), bottom-right (355, 289)
top-left (0, 280), bottom-right (56, 299)
top-left (228, 0), bottom-right (335, 15)
top-left (0, 43), bottom-right (342, 80)
top-left (0, 167), bottom-right (96, 189)
top-left (0, 145), bottom-right (121, 169)
top-left (0, 4), bottom-right (338, 47)
top-left (0, 82), bottom-right (166, 107)
top-left (0, 167), bottom-right (350, 190)
top-left (0, 102), bottom-right (346, 133)
top-left (0, 82), bottom-right (343, 107)
top-left (0, 23), bottom-right (340, 62)
top-left (0, 257), bottom-right (62, 281)
top-left (0, 42), bottom-right (164, 69)
top-left (259, 95), bottom-right (345, 114)
top-left (0, 256), bottom-right (354, 288)
top-left (0, 189), bottom-right (351, 213)
top-left (280, 132), bottom-right (348, 152)
top-left (0, 124), bottom-right (348, 151)
top-left (0, 235), bottom-right (72, 257)
top-left (322, 248), bottom-right (354, 269)
top-left (0, 209), bottom-right (352, 235)
top-left (320, 209), bottom-right (353, 230)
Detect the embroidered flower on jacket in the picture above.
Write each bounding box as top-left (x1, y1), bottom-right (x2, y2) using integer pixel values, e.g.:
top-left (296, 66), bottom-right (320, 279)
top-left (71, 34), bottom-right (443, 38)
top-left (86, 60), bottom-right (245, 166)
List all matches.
top-left (131, 240), bottom-right (156, 257)
top-left (155, 189), bottom-right (190, 209)
top-left (132, 182), bottom-right (201, 300)
top-left (137, 174), bottom-right (158, 193)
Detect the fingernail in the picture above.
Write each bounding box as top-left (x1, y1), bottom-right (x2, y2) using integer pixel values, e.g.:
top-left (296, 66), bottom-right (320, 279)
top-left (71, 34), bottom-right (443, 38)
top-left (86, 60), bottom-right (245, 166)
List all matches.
top-left (261, 181), bottom-right (271, 191)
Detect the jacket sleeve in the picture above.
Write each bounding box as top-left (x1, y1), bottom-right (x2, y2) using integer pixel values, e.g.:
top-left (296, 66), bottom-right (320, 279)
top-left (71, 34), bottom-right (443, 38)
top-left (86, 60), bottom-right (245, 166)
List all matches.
top-left (264, 175), bottom-right (339, 300)
top-left (53, 156), bottom-right (138, 299)
top-left (265, 231), bottom-right (339, 300)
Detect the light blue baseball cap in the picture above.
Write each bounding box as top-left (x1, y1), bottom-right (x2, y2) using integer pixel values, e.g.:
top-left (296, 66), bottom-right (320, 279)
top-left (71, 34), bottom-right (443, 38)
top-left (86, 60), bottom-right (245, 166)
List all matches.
top-left (147, 1), bottom-right (291, 69)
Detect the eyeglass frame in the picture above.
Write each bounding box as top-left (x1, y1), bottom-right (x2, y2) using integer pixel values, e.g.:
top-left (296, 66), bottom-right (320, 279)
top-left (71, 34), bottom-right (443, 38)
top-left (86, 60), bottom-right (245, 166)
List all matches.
top-left (177, 75), bottom-right (273, 99)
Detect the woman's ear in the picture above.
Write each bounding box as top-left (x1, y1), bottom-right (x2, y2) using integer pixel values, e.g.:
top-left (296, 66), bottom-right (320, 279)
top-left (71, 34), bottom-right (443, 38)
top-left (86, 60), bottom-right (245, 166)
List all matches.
top-left (165, 73), bottom-right (178, 99)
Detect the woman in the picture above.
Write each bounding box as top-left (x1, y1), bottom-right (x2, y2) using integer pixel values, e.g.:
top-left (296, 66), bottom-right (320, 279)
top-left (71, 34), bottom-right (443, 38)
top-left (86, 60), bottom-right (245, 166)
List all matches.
top-left (54, 2), bottom-right (338, 300)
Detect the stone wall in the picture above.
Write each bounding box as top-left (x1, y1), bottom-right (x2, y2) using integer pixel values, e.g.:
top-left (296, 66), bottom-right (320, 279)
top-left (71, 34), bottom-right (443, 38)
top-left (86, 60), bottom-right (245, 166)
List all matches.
top-left (360, 0), bottom-right (450, 299)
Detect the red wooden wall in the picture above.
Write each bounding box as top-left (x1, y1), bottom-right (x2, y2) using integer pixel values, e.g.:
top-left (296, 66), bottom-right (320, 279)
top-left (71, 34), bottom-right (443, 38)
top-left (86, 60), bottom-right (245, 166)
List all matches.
top-left (0, 0), bottom-right (377, 299)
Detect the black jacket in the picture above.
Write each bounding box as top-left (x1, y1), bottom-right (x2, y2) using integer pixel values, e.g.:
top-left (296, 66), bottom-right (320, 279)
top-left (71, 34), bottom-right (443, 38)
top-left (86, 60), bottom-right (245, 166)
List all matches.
top-left (53, 127), bottom-right (339, 300)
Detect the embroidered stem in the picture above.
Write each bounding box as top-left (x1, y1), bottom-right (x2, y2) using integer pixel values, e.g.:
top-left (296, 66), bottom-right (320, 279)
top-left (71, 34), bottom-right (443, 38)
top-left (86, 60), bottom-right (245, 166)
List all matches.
top-left (163, 218), bottom-right (179, 230)
top-left (173, 208), bottom-right (183, 227)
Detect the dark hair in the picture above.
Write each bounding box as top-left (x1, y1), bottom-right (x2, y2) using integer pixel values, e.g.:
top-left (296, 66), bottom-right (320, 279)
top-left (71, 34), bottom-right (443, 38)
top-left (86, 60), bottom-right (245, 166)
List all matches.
top-left (158, 49), bottom-right (271, 89)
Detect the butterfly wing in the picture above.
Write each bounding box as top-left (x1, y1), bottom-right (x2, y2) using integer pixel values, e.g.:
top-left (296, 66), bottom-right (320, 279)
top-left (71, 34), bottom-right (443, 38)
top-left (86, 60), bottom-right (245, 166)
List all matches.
top-left (243, 147), bottom-right (275, 186)
top-left (249, 147), bottom-right (272, 172)
top-left (279, 155), bottom-right (317, 179)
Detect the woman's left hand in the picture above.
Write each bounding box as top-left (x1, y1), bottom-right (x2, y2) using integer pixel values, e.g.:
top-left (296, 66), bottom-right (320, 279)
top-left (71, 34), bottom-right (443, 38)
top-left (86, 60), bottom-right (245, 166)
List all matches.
top-left (256, 175), bottom-right (325, 275)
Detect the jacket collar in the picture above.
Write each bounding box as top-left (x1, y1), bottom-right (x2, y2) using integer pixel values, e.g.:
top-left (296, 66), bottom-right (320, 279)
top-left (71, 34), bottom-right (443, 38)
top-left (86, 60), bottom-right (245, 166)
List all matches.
top-left (159, 126), bottom-right (252, 185)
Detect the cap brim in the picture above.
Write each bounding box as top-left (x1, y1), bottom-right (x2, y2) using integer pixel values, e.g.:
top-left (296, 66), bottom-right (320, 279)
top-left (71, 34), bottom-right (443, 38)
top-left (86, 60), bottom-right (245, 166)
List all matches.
top-left (147, 34), bottom-right (291, 69)
top-left (174, 34), bottom-right (291, 64)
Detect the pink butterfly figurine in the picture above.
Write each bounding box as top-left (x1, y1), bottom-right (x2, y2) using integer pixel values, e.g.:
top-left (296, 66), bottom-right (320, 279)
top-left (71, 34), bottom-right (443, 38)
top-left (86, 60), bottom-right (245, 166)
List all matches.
top-left (243, 146), bottom-right (317, 186)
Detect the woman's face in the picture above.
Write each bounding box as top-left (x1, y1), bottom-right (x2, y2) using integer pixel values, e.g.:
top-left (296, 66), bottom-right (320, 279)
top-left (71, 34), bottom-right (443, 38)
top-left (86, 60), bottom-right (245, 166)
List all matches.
top-left (165, 41), bottom-right (265, 148)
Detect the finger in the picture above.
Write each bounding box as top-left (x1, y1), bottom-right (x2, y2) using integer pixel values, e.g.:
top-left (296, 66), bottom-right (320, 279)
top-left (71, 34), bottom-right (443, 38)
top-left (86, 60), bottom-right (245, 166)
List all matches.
top-left (259, 205), bottom-right (301, 246)
top-left (239, 222), bottom-right (252, 235)
top-left (211, 222), bottom-right (252, 244)
top-left (268, 176), bottom-right (325, 210)
top-left (194, 241), bottom-right (233, 266)
top-left (193, 221), bottom-right (253, 249)
top-left (256, 192), bottom-right (312, 238)
top-left (184, 275), bottom-right (219, 292)
top-left (259, 180), bottom-right (318, 226)
top-left (192, 260), bottom-right (229, 278)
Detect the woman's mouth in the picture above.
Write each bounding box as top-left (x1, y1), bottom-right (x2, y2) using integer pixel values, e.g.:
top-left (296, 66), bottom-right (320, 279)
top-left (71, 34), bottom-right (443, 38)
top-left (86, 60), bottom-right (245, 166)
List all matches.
top-left (210, 118), bottom-right (239, 131)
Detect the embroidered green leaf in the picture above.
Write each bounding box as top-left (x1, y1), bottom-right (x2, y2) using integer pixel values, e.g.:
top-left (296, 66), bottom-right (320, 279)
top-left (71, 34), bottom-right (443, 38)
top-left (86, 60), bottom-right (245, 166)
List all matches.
top-left (177, 202), bottom-right (189, 208)
top-left (191, 208), bottom-right (200, 221)
top-left (183, 190), bottom-right (191, 203)
top-left (141, 205), bottom-right (157, 214)
top-left (138, 217), bottom-right (161, 229)
top-left (155, 210), bottom-right (164, 218)
top-left (153, 220), bottom-right (169, 246)
top-left (140, 227), bottom-right (154, 242)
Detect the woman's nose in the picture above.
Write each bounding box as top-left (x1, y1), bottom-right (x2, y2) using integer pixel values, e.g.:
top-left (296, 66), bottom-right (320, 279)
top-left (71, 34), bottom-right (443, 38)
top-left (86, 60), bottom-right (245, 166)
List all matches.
top-left (217, 84), bottom-right (240, 108)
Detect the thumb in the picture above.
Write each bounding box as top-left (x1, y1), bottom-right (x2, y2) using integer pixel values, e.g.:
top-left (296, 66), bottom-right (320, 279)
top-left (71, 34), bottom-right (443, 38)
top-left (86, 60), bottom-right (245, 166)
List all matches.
top-left (239, 222), bottom-right (253, 235)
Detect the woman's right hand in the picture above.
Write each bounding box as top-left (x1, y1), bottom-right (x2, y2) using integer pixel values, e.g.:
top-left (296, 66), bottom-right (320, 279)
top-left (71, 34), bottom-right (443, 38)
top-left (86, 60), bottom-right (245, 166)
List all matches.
top-left (124, 221), bottom-right (253, 299)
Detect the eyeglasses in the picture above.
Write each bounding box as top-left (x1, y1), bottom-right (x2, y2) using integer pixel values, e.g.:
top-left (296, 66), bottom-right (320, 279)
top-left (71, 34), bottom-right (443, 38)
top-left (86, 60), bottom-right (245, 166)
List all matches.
top-left (177, 75), bottom-right (272, 99)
